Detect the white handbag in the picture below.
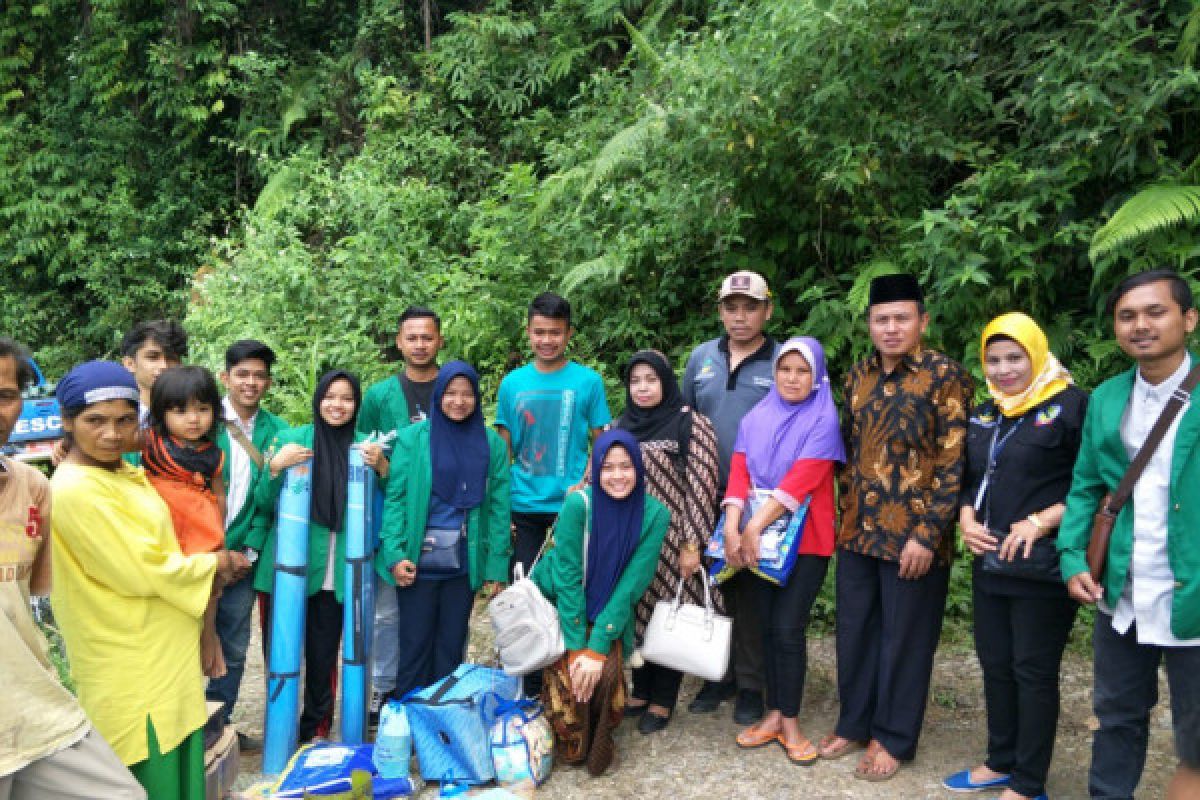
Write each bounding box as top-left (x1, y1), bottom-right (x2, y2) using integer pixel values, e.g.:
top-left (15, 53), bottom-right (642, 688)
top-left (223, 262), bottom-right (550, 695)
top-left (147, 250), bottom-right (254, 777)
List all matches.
top-left (640, 571), bottom-right (732, 682)
top-left (488, 493), bottom-right (591, 677)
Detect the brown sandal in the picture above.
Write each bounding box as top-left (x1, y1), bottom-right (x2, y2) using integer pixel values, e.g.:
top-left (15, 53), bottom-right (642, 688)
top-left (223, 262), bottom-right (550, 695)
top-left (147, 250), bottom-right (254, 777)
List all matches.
top-left (817, 733), bottom-right (866, 760)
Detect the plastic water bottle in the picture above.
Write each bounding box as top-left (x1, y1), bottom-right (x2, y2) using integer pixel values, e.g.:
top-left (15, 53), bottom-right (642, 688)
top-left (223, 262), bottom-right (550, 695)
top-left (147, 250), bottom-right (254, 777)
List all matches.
top-left (372, 701), bottom-right (412, 780)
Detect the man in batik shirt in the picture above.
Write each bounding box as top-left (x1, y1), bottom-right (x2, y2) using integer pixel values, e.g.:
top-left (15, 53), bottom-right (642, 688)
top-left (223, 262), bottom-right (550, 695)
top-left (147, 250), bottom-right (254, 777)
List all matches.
top-left (818, 274), bottom-right (972, 782)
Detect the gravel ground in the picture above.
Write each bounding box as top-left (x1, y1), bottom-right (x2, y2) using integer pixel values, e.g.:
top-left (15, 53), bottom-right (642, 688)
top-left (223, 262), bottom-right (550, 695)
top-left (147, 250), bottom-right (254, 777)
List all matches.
top-left (231, 604), bottom-right (1175, 799)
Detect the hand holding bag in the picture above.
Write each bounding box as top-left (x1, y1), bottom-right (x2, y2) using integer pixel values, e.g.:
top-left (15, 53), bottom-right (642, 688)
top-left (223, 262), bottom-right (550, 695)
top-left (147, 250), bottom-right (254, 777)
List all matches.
top-left (640, 571), bottom-right (731, 682)
top-left (981, 528), bottom-right (1062, 583)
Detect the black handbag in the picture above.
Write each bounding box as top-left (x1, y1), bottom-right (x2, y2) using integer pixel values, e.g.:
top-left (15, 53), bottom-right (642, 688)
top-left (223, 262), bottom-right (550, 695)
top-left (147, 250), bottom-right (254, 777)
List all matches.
top-left (980, 528), bottom-right (1062, 583)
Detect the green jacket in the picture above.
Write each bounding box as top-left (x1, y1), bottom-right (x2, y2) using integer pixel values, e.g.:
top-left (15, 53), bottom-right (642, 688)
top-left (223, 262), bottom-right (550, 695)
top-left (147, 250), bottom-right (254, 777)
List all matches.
top-left (246, 424), bottom-right (385, 602)
top-left (532, 489), bottom-right (668, 656)
top-left (1058, 359), bottom-right (1200, 639)
top-left (375, 421), bottom-right (512, 591)
top-left (216, 406), bottom-right (287, 551)
top-left (357, 376), bottom-right (413, 438)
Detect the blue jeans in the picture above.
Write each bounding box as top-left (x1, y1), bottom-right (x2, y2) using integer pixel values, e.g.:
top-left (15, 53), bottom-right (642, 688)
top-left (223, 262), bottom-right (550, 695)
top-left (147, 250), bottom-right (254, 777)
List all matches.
top-left (371, 573), bottom-right (400, 696)
top-left (206, 574), bottom-right (256, 722)
top-left (1090, 612), bottom-right (1200, 799)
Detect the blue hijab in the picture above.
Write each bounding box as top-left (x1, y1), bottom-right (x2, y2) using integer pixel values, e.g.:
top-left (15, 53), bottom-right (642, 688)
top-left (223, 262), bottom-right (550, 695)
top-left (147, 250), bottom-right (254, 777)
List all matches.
top-left (585, 428), bottom-right (646, 623)
top-left (429, 361), bottom-right (489, 510)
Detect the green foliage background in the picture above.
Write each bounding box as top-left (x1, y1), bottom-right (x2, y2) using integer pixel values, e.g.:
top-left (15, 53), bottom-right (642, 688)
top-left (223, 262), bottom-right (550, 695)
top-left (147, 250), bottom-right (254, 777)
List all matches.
top-left (6, 0), bottom-right (1200, 632)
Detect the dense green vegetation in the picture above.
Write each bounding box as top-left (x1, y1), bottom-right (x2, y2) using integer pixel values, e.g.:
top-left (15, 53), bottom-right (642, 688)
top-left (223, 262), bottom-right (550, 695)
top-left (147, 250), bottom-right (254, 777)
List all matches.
top-left (5, 0), bottom-right (1199, 410)
top-left (14, 0), bottom-right (1195, 635)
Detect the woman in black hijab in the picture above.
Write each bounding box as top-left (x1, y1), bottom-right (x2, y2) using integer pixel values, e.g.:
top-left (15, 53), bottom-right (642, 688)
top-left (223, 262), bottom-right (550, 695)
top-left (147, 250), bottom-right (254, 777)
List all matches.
top-left (250, 369), bottom-right (389, 742)
top-left (615, 350), bottom-right (724, 734)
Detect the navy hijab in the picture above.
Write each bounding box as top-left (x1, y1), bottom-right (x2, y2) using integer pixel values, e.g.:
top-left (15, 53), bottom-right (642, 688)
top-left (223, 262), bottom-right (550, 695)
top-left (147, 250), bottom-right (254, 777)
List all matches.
top-left (429, 361), bottom-right (489, 510)
top-left (310, 369), bottom-right (361, 533)
top-left (585, 428), bottom-right (646, 622)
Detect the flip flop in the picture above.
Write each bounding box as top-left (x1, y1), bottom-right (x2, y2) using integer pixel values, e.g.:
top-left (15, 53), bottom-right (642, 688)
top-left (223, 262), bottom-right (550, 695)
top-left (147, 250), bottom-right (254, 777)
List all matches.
top-left (780, 735), bottom-right (819, 766)
top-left (817, 733), bottom-right (866, 760)
top-left (853, 748), bottom-right (901, 782)
top-left (736, 727), bottom-right (781, 749)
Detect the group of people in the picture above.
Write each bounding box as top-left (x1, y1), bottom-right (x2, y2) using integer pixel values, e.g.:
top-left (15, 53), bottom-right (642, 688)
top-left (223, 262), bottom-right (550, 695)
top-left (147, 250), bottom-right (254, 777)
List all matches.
top-left (1, 267), bottom-right (1198, 800)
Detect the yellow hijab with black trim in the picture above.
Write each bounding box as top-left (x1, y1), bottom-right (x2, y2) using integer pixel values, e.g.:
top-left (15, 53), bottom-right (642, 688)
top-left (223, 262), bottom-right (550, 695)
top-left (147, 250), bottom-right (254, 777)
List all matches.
top-left (981, 312), bottom-right (1073, 418)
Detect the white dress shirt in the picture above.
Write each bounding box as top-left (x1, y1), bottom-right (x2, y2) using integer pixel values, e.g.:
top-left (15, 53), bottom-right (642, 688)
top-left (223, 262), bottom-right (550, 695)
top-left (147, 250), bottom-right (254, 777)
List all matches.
top-left (1110, 354), bottom-right (1200, 646)
top-left (222, 396), bottom-right (257, 527)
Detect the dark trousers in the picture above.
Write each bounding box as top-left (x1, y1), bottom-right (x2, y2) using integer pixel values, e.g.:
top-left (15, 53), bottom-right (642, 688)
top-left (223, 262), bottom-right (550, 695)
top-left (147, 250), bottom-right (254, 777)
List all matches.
top-left (206, 573), bottom-right (257, 722)
top-left (974, 585), bottom-right (1078, 798)
top-left (1089, 612), bottom-right (1200, 799)
top-left (298, 590), bottom-right (343, 741)
top-left (392, 574), bottom-right (474, 699)
top-left (510, 511), bottom-right (558, 575)
top-left (724, 569), bottom-right (765, 693)
top-left (834, 548), bottom-right (949, 761)
top-left (512, 511), bottom-right (557, 697)
top-left (631, 662), bottom-right (684, 710)
top-left (748, 555), bottom-right (829, 718)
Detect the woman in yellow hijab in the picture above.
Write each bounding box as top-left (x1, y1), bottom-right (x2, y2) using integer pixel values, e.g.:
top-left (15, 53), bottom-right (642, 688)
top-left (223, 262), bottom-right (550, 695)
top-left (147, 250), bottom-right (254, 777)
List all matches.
top-left (943, 312), bottom-right (1087, 800)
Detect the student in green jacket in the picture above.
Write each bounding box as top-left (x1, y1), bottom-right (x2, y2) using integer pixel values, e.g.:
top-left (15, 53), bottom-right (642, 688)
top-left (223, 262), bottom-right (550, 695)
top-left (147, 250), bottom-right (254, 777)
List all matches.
top-left (248, 369), bottom-right (389, 743)
top-left (376, 360), bottom-right (511, 699)
top-left (358, 305), bottom-right (444, 714)
top-left (1057, 269), bottom-right (1200, 799)
top-left (205, 340), bottom-right (287, 748)
top-left (532, 428), bottom-right (669, 777)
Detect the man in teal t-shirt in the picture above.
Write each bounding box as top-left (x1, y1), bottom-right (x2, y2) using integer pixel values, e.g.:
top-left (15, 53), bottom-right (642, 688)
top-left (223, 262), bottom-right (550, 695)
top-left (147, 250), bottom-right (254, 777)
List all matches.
top-left (495, 292), bottom-right (611, 574)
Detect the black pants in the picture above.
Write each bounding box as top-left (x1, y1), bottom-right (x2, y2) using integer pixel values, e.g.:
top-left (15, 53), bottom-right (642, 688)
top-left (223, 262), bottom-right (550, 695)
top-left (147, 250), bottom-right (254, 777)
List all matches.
top-left (973, 584), bottom-right (1077, 798)
top-left (392, 574), bottom-right (474, 699)
top-left (512, 511), bottom-right (557, 697)
top-left (631, 662), bottom-right (684, 710)
top-left (510, 511), bottom-right (558, 575)
top-left (833, 548), bottom-right (949, 761)
top-left (299, 590), bottom-right (343, 741)
top-left (1089, 612), bottom-right (1200, 799)
top-left (724, 569), bottom-right (765, 693)
top-left (749, 555), bottom-right (829, 718)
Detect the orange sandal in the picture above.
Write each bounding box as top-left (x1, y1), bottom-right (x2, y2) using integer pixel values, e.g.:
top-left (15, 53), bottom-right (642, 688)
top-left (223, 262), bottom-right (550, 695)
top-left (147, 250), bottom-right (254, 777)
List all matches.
top-left (781, 734), bottom-right (819, 766)
top-left (736, 726), bottom-right (781, 749)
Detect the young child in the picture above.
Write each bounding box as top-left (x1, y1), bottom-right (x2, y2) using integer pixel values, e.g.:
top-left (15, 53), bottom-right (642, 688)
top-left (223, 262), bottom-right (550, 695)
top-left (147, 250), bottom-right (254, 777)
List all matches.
top-left (143, 365), bottom-right (229, 678)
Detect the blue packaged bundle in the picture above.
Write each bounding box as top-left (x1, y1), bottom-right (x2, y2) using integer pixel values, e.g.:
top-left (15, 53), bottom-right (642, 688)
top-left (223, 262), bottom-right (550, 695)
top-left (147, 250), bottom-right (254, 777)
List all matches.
top-left (272, 743), bottom-right (419, 799)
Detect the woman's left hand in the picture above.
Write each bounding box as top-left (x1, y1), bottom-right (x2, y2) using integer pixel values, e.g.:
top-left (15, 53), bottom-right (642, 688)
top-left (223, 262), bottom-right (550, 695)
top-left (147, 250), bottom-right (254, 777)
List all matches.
top-left (739, 528), bottom-right (761, 566)
top-left (999, 517), bottom-right (1044, 562)
top-left (678, 547), bottom-right (701, 578)
top-left (360, 443), bottom-right (389, 477)
top-left (569, 654), bottom-right (604, 703)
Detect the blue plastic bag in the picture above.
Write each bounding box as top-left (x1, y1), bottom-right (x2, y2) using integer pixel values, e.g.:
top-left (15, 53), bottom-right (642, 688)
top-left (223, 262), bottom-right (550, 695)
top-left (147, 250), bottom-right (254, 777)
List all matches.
top-left (708, 495), bottom-right (810, 586)
top-left (404, 664), bottom-right (521, 785)
top-left (489, 697), bottom-right (554, 787)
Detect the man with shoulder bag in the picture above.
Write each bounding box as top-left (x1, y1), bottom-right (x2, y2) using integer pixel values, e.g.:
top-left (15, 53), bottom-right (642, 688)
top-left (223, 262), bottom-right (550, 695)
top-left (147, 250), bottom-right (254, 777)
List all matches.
top-left (1057, 269), bottom-right (1200, 800)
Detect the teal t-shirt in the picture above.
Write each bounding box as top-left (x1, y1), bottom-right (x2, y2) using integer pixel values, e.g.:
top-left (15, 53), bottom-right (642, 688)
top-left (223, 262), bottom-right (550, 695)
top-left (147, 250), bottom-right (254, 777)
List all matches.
top-left (494, 361), bottom-right (611, 513)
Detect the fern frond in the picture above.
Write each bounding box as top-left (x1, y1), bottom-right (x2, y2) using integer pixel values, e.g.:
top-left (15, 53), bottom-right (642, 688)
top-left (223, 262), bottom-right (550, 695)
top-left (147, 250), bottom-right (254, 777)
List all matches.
top-left (580, 104), bottom-right (667, 203)
top-left (618, 12), bottom-right (664, 73)
top-left (1180, 2), bottom-right (1200, 66)
top-left (1089, 185), bottom-right (1200, 262)
top-left (560, 252), bottom-right (626, 294)
top-left (254, 166), bottom-right (302, 219)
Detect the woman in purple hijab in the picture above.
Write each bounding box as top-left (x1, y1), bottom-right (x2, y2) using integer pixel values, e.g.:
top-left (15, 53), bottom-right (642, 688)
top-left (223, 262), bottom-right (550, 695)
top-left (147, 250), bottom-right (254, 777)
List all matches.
top-left (722, 336), bottom-right (845, 764)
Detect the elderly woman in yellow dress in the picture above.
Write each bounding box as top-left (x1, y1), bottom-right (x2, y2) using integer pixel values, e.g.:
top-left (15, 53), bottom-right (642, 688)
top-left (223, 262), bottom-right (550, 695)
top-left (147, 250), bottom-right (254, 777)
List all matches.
top-left (50, 361), bottom-right (248, 800)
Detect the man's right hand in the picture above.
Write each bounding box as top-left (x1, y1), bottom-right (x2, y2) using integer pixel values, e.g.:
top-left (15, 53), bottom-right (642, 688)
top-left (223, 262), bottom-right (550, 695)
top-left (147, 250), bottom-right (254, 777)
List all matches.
top-left (1066, 571), bottom-right (1104, 605)
top-left (391, 559), bottom-right (417, 587)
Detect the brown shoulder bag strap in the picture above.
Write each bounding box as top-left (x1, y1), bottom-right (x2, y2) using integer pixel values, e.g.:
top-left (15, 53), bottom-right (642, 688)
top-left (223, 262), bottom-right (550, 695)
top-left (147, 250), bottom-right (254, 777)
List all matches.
top-left (1102, 362), bottom-right (1200, 518)
top-left (227, 421), bottom-right (265, 471)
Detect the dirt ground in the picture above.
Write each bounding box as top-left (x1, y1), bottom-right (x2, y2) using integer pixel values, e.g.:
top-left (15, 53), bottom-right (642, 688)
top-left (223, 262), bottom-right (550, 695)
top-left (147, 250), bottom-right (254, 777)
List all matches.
top-left (232, 605), bottom-right (1176, 799)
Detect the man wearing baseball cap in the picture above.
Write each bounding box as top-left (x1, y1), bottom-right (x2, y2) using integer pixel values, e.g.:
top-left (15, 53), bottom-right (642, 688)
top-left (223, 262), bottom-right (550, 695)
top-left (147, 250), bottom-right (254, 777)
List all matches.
top-left (680, 270), bottom-right (780, 723)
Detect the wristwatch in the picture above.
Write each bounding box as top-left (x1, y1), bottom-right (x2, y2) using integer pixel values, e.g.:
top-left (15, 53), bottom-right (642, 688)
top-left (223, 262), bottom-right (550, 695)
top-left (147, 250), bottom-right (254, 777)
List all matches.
top-left (243, 547), bottom-right (259, 565)
top-left (1027, 512), bottom-right (1044, 534)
